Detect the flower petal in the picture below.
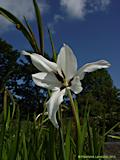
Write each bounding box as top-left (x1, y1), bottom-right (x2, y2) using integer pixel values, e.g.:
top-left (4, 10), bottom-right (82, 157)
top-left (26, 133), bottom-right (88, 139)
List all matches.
top-left (70, 76), bottom-right (83, 94)
top-left (46, 89), bottom-right (66, 128)
top-left (22, 51), bottom-right (57, 72)
top-left (57, 44), bottom-right (77, 80)
top-left (77, 60), bottom-right (111, 80)
top-left (32, 72), bottom-right (62, 90)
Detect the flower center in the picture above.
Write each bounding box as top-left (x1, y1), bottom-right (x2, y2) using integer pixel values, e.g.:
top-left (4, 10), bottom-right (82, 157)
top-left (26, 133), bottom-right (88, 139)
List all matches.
top-left (63, 79), bottom-right (69, 87)
top-left (55, 72), bottom-right (71, 89)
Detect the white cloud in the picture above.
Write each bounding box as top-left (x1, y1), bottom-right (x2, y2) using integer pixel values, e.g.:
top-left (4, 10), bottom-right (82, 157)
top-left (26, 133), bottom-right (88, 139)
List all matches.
top-left (60, 0), bottom-right (111, 19)
top-left (0, 0), bottom-right (49, 32)
top-left (97, 0), bottom-right (111, 10)
top-left (48, 14), bottom-right (64, 34)
top-left (54, 14), bottom-right (64, 23)
top-left (60, 0), bottom-right (86, 19)
top-left (88, 0), bottom-right (111, 12)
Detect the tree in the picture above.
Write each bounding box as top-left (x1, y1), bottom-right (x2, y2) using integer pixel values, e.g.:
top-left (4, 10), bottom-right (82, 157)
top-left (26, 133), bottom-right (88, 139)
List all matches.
top-left (0, 38), bottom-right (18, 91)
top-left (0, 38), bottom-right (46, 116)
top-left (77, 69), bottom-right (120, 128)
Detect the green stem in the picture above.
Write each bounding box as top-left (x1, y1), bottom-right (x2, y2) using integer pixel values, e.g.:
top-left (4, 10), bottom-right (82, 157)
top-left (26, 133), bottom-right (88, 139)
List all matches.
top-left (67, 89), bottom-right (79, 126)
top-left (58, 110), bottom-right (66, 160)
top-left (67, 89), bottom-right (81, 157)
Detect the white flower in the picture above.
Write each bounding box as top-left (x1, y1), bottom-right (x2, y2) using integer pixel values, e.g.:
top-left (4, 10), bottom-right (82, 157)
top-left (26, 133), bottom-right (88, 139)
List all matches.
top-left (22, 44), bottom-right (111, 128)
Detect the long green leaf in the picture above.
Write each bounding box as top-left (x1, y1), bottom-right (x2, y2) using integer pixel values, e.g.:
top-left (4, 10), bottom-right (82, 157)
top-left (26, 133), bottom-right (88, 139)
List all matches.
top-left (48, 125), bottom-right (57, 160)
top-left (48, 28), bottom-right (57, 62)
top-left (79, 106), bottom-right (89, 155)
top-left (74, 99), bottom-right (82, 156)
top-left (0, 89), bottom-right (7, 159)
top-left (12, 102), bottom-right (16, 119)
top-left (33, 0), bottom-right (44, 55)
top-left (67, 90), bottom-right (82, 157)
top-left (3, 89), bottom-right (7, 122)
top-left (22, 132), bottom-right (28, 160)
top-left (0, 125), bottom-right (6, 159)
top-left (24, 16), bottom-right (40, 53)
top-left (0, 7), bottom-right (37, 52)
top-left (5, 88), bottom-right (16, 119)
top-left (9, 107), bottom-right (21, 160)
top-left (87, 124), bottom-right (94, 155)
top-left (108, 135), bottom-right (120, 140)
top-left (6, 104), bottom-right (10, 130)
top-left (104, 122), bottom-right (120, 136)
top-left (65, 120), bottom-right (71, 160)
top-left (58, 110), bottom-right (66, 160)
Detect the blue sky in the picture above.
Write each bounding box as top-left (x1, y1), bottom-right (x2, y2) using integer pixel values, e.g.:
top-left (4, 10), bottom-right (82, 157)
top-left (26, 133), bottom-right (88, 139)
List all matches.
top-left (0, 0), bottom-right (120, 88)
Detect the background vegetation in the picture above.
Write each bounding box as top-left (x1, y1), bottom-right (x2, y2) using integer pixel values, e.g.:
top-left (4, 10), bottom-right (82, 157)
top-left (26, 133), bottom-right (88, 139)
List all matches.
top-left (0, 38), bottom-right (120, 129)
top-left (0, 0), bottom-right (120, 159)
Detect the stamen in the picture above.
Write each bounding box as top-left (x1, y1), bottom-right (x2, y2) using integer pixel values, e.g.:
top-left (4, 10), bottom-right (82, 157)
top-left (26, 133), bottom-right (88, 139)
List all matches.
top-left (69, 77), bottom-right (74, 86)
top-left (55, 73), bottom-right (64, 83)
top-left (60, 86), bottom-right (66, 90)
top-left (61, 69), bottom-right (65, 79)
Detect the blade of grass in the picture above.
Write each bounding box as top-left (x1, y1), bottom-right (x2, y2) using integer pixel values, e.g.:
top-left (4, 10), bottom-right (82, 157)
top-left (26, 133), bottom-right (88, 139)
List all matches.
top-left (0, 89), bottom-right (8, 159)
top-left (93, 125), bottom-right (100, 155)
top-left (36, 128), bottom-right (48, 159)
top-left (79, 103), bottom-right (89, 155)
top-left (98, 110), bottom-right (106, 155)
top-left (6, 104), bottom-right (10, 130)
top-left (12, 102), bottom-right (16, 119)
top-left (3, 89), bottom-right (7, 122)
top-left (22, 132), bottom-right (28, 160)
top-left (104, 122), bottom-right (120, 136)
top-left (70, 136), bottom-right (76, 155)
top-left (0, 122), bottom-right (6, 160)
top-left (67, 90), bottom-right (82, 157)
top-left (48, 125), bottom-right (57, 160)
top-left (65, 119), bottom-right (72, 160)
top-left (47, 28), bottom-right (57, 62)
top-left (5, 88), bottom-right (16, 119)
top-left (9, 107), bottom-right (21, 160)
top-left (0, 7), bottom-right (38, 52)
top-left (87, 124), bottom-right (94, 155)
top-left (107, 135), bottom-right (120, 140)
top-left (24, 16), bottom-right (40, 53)
top-left (58, 110), bottom-right (66, 160)
top-left (33, 0), bottom-right (44, 55)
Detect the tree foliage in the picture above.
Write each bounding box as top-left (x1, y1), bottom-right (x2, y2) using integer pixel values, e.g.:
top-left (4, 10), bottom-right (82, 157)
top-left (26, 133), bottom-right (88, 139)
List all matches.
top-left (0, 39), bottom-right (46, 116)
top-left (77, 69), bottom-right (120, 128)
